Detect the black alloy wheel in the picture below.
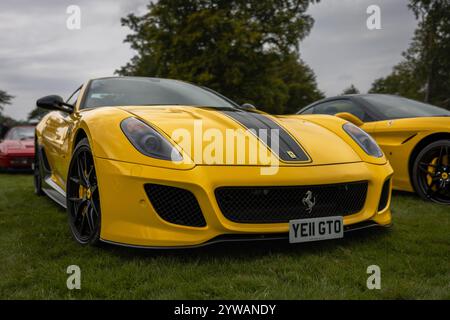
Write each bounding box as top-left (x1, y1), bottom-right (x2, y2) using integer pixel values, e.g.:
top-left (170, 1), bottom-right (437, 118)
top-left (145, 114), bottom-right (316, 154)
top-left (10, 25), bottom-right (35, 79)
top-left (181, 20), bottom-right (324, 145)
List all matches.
top-left (34, 139), bottom-right (44, 196)
top-left (413, 140), bottom-right (450, 204)
top-left (67, 138), bottom-right (101, 245)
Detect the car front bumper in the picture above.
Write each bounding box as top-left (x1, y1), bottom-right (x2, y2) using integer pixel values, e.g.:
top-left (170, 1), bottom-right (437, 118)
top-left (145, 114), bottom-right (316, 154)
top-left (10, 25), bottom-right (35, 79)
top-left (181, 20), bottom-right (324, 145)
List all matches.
top-left (0, 151), bottom-right (34, 169)
top-left (94, 158), bottom-right (393, 247)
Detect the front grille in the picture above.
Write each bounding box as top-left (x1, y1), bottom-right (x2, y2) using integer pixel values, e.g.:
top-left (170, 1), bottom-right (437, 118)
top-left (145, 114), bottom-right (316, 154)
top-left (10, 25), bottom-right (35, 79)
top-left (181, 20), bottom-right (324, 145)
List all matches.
top-left (144, 184), bottom-right (206, 227)
top-left (378, 179), bottom-right (391, 211)
top-left (215, 181), bottom-right (368, 223)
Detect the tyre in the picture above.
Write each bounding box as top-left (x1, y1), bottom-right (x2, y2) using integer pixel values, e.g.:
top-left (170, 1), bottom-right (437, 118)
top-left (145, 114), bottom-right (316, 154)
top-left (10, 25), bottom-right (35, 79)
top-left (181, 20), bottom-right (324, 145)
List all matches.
top-left (66, 138), bottom-right (101, 245)
top-left (34, 140), bottom-right (44, 196)
top-left (412, 140), bottom-right (450, 204)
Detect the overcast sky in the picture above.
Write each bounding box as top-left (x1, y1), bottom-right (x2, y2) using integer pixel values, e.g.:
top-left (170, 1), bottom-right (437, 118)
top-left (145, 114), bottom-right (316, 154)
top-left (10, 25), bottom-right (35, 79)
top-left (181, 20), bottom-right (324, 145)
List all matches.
top-left (0, 0), bottom-right (417, 120)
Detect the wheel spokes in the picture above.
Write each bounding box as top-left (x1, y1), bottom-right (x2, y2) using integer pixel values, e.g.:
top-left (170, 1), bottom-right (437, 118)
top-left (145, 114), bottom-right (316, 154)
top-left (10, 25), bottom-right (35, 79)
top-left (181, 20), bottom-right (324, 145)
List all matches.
top-left (69, 176), bottom-right (81, 186)
top-left (73, 199), bottom-right (88, 220)
top-left (77, 152), bottom-right (90, 187)
top-left (419, 161), bottom-right (437, 168)
top-left (86, 202), bottom-right (96, 232)
top-left (68, 147), bottom-right (101, 241)
top-left (417, 144), bottom-right (450, 203)
top-left (91, 201), bottom-right (100, 218)
top-left (69, 197), bottom-right (83, 214)
top-left (68, 197), bottom-right (83, 203)
top-left (418, 163), bottom-right (433, 175)
top-left (87, 166), bottom-right (94, 183)
top-left (437, 145), bottom-right (448, 167)
top-left (79, 213), bottom-right (87, 234)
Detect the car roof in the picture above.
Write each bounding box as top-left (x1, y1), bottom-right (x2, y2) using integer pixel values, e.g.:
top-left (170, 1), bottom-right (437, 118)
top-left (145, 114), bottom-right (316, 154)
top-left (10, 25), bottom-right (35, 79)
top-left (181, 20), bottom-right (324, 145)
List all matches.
top-left (298, 93), bottom-right (399, 116)
top-left (314, 93), bottom-right (397, 102)
top-left (90, 76), bottom-right (178, 82)
top-left (301, 93), bottom-right (399, 109)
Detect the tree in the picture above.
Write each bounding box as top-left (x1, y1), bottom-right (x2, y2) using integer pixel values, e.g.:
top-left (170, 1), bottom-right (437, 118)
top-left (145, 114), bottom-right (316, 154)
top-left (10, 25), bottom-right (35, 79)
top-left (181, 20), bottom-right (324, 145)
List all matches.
top-left (0, 90), bottom-right (13, 114)
top-left (0, 90), bottom-right (14, 137)
top-left (117, 0), bottom-right (323, 114)
top-left (370, 0), bottom-right (450, 109)
top-left (408, 0), bottom-right (450, 105)
top-left (0, 114), bottom-right (20, 138)
top-left (27, 108), bottom-right (49, 121)
top-left (369, 61), bottom-right (423, 101)
top-left (341, 84), bottom-right (360, 95)
top-left (281, 54), bottom-right (324, 113)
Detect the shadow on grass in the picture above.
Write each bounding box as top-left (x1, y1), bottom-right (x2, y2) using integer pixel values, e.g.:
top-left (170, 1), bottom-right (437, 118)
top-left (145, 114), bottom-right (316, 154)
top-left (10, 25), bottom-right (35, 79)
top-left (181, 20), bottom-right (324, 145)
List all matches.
top-left (392, 190), bottom-right (420, 200)
top-left (0, 169), bottom-right (33, 175)
top-left (101, 226), bottom-right (392, 262)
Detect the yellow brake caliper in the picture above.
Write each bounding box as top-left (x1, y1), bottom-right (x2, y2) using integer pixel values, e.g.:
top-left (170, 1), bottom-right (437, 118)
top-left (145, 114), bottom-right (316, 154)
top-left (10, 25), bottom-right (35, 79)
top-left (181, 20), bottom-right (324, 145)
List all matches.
top-left (426, 158), bottom-right (438, 190)
top-left (78, 185), bottom-right (89, 216)
top-left (427, 155), bottom-right (449, 190)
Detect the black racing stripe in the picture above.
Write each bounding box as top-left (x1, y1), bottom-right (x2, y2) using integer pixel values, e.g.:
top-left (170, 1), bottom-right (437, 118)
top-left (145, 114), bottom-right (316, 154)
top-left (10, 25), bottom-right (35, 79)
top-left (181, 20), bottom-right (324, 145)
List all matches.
top-left (221, 110), bottom-right (309, 162)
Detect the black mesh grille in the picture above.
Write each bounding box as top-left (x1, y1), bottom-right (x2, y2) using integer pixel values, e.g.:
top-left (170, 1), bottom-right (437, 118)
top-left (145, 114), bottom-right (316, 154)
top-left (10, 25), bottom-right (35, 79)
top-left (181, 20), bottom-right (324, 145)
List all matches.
top-left (378, 179), bottom-right (391, 211)
top-left (144, 184), bottom-right (206, 227)
top-left (215, 181), bottom-right (368, 223)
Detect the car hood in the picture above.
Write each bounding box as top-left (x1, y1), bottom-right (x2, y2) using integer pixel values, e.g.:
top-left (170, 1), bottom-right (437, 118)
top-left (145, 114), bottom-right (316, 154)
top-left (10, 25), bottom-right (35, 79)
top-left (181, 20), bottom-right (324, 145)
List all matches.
top-left (120, 106), bottom-right (361, 166)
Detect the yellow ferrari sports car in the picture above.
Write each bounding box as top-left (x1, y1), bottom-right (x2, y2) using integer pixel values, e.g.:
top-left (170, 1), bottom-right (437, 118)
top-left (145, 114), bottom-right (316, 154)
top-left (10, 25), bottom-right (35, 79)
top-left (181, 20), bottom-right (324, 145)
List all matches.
top-left (35, 77), bottom-right (392, 248)
top-left (298, 94), bottom-right (450, 204)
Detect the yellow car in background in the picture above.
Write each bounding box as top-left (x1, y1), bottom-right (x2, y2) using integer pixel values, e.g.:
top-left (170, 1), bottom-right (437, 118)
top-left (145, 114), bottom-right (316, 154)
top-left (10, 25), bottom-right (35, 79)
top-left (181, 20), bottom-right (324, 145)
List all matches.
top-left (34, 77), bottom-right (392, 248)
top-left (298, 94), bottom-right (450, 204)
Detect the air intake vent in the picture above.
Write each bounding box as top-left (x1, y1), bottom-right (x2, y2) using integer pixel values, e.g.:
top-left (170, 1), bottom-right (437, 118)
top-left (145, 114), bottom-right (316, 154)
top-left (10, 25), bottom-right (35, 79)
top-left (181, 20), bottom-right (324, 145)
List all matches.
top-left (144, 184), bottom-right (206, 227)
top-left (378, 179), bottom-right (391, 212)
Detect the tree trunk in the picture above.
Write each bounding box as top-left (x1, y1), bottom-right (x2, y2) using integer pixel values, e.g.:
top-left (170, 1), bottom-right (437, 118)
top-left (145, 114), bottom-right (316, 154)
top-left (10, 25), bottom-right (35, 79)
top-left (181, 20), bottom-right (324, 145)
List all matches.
top-left (425, 60), bottom-right (434, 103)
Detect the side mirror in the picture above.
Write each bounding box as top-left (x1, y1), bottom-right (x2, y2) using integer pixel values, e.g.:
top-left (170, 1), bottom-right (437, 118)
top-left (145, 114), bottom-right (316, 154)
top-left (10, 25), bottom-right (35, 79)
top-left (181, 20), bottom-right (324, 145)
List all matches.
top-left (239, 103), bottom-right (257, 111)
top-left (36, 95), bottom-right (74, 113)
top-left (335, 112), bottom-right (364, 127)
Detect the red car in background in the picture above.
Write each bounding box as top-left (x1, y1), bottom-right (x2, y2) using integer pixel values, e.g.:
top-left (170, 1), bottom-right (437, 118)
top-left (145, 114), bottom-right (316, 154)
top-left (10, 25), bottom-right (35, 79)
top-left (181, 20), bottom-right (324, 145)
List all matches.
top-left (0, 126), bottom-right (35, 170)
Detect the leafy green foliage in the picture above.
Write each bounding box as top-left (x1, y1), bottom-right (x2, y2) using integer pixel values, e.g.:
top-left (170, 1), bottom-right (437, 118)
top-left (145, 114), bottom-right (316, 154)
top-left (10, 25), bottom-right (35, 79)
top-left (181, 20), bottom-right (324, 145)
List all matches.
top-left (0, 90), bottom-right (13, 113)
top-left (0, 115), bottom-right (20, 138)
top-left (370, 0), bottom-right (450, 109)
top-left (27, 108), bottom-right (49, 121)
top-left (369, 61), bottom-right (423, 101)
top-left (117, 0), bottom-right (323, 114)
top-left (0, 90), bottom-right (16, 137)
top-left (342, 84), bottom-right (360, 95)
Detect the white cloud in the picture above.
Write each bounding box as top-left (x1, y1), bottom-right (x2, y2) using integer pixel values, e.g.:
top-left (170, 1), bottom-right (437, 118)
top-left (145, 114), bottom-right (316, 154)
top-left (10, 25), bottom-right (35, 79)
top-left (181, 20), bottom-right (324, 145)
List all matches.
top-left (301, 0), bottom-right (418, 100)
top-left (0, 0), bottom-right (148, 120)
top-left (0, 0), bottom-right (418, 119)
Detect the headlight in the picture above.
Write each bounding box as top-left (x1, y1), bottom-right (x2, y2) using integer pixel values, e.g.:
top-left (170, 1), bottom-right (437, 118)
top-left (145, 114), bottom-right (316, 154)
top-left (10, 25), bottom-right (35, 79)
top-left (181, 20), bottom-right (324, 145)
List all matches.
top-left (121, 117), bottom-right (183, 161)
top-left (343, 123), bottom-right (383, 158)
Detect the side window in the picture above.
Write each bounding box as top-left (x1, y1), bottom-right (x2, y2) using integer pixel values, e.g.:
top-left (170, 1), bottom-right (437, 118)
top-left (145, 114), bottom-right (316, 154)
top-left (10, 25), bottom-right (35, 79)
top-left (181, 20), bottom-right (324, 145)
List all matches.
top-left (5, 128), bottom-right (16, 139)
top-left (66, 87), bottom-right (81, 107)
top-left (312, 100), bottom-right (367, 121)
top-left (300, 107), bottom-right (314, 114)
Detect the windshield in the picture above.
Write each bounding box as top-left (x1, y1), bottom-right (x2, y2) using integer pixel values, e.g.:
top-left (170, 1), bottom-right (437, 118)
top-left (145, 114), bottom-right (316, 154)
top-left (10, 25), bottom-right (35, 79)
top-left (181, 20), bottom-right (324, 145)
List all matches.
top-left (6, 127), bottom-right (35, 140)
top-left (82, 77), bottom-right (238, 109)
top-left (361, 95), bottom-right (450, 119)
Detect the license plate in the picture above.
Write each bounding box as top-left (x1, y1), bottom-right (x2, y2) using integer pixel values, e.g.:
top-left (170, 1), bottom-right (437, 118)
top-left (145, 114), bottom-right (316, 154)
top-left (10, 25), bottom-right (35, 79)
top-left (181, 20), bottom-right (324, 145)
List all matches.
top-left (11, 158), bottom-right (31, 165)
top-left (289, 216), bottom-right (343, 243)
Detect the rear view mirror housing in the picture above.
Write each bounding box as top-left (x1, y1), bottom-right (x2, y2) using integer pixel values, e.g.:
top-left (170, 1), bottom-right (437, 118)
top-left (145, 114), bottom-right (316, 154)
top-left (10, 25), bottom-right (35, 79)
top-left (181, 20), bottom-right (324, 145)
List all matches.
top-left (335, 112), bottom-right (364, 127)
top-left (36, 95), bottom-right (74, 113)
top-left (239, 103), bottom-right (257, 111)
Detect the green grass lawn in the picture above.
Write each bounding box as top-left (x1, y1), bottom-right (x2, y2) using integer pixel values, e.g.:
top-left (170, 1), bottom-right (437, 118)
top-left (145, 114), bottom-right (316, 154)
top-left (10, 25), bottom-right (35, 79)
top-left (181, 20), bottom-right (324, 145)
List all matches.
top-left (0, 173), bottom-right (449, 300)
